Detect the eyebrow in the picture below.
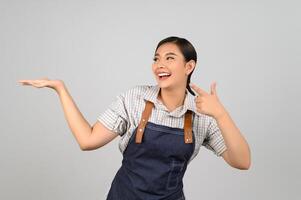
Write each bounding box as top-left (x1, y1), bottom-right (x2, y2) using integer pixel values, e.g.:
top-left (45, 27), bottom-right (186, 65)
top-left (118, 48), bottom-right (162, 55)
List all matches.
top-left (154, 52), bottom-right (178, 57)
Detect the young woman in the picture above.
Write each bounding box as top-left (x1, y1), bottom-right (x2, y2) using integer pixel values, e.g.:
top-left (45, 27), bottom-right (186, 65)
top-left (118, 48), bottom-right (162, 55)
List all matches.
top-left (18, 36), bottom-right (251, 200)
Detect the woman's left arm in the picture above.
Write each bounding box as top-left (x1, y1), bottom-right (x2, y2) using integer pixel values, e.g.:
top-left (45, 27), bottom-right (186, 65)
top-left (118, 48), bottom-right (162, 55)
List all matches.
top-left (214, 109), bottom-right (251, 170)
top-left (190, 82), bottom-right (251, 170)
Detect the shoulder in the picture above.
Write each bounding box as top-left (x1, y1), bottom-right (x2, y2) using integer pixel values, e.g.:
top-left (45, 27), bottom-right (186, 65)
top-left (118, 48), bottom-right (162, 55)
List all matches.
top-left (193, 110), bottom-right (215, 129)
top-left (129, 84), bottom-right (151, 93)
top-left (113, 84), bottom-right (153, 108)
top-left (121, 84), bottom-right (153, 98)
top-left (195, 112), bottom-right (215, 121)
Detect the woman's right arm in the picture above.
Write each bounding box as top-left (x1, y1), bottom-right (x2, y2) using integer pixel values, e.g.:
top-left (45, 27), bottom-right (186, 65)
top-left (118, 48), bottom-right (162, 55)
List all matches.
top-left (56, 83), bottom-right (119, 150)
top-left (18, 78), bottom-right (119, 150)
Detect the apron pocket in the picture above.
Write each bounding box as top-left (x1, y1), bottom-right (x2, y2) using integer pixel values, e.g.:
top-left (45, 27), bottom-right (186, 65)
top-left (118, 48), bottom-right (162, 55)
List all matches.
top-left (166, 159), bottom-right (185, 190)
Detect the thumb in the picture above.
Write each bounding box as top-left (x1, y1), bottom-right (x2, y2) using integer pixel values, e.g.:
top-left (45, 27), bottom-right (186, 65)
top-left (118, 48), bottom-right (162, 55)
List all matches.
top-left (210, 81), bottom-right (217, 95)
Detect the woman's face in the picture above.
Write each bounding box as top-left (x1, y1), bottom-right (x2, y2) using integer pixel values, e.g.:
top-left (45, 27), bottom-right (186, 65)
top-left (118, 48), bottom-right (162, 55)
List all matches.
top-left (152, 42), bottom-right (195, 90)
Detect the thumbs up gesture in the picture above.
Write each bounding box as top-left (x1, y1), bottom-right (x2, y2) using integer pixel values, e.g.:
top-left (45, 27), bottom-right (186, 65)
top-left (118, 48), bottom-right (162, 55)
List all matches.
top-left (190, 82), bottom-right (226, 119)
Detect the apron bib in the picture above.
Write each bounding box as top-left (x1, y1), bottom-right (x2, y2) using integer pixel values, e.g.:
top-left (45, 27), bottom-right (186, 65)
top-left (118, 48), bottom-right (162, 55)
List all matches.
top-left (106, 100), bottom-right (195, 200)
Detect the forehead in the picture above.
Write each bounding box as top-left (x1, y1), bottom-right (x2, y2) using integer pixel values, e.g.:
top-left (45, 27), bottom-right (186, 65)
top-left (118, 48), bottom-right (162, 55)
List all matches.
top-left (155, 43), bottom-right (182, 56)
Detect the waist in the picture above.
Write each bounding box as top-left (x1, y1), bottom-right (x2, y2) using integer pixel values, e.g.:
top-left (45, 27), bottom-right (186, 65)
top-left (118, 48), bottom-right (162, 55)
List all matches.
top-left (118, 162), bottom-right (185, 197)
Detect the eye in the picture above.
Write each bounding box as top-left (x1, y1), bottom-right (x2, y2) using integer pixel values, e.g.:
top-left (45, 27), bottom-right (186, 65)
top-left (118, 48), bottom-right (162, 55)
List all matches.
top-left (153, 57), bottom-right (158, 61)
top-left (167, 56), bottom-right (174, 60)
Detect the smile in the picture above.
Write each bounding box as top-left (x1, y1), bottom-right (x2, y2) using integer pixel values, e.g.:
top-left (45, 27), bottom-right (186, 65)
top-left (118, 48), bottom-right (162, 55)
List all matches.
top-left (158, 74), bottom-right (171, 80)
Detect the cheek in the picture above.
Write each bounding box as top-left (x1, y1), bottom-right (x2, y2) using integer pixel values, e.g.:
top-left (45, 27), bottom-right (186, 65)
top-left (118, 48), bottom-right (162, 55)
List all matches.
top-left (173, 66), bottom-right (186, 78)
top-left (151, 64), bottom-right (156, 72)
top-left (151, 65), bottom-right (159, 77)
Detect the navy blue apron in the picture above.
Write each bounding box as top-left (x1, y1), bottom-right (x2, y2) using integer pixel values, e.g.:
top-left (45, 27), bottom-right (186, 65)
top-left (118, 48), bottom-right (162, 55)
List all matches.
top-left (106, 100), bottom-right (195, 200)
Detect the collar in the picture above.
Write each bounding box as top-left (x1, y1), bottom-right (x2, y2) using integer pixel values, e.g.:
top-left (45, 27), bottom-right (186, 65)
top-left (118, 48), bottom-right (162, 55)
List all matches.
top-left (143, 84), bottom-right (197, 117)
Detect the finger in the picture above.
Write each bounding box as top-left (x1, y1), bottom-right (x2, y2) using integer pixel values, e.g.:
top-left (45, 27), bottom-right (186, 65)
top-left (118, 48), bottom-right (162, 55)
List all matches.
top-left (190, 83), bottom-right (208, 96)
top-left (18, 80), bottom-right (32, 83)
top-left (18, 80), bottom-right (36, 86)
top-left (20, 82), bottom-right (31, 86)
top-left (18, 80), bottom-right (39, 85)
top-left (210, 81), bottom-right (217, 95)
top-left (33, 80), bottom-right (45, 83)
top-left (31, 81), bottom-right (44, 87)
top-left (18, 80), bottom-right (32, 84)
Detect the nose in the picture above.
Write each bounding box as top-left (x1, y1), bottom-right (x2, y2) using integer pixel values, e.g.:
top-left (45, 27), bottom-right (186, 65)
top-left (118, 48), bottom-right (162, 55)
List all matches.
top-left (157, 60), bottom-right (167, 68)
top-left (158, 64), bottom-right (165, 68)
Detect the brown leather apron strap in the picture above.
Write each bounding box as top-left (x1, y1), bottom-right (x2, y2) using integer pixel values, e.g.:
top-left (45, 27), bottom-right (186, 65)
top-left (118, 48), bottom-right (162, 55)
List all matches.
top-left (135, 100), bottom-right (193, 144)
top-left (184, 110), bottom-right (193, 143)
top-left (135, 101), bottom-right (154, 143)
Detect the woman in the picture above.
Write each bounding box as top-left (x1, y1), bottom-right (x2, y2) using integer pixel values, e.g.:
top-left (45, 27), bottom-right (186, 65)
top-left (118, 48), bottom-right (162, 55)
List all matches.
top-left (18, 36), bottom-right (251, 200)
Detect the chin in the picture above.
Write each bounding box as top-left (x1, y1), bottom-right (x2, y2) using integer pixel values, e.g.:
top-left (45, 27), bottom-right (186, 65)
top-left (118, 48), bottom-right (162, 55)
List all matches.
top-left (155, 77), bottom-right (177, 89)
top-left (157, 82), bottom-right (174, 89)
top-left (156, 80), bottom-right (168, 86)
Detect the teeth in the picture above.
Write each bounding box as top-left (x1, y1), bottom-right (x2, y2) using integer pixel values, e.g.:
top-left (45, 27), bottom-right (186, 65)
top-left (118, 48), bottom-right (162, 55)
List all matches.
top-left (158, 73), bottom-right (170, 77)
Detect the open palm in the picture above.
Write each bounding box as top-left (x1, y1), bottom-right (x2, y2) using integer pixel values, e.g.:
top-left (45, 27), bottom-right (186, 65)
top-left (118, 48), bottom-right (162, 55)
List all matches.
top-left (18, 77), bottom-right (63, 90)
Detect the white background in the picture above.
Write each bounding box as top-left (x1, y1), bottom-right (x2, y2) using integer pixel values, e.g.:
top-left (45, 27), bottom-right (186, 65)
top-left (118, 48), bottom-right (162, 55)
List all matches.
top-left (1, 0), bottom-right (300, 199)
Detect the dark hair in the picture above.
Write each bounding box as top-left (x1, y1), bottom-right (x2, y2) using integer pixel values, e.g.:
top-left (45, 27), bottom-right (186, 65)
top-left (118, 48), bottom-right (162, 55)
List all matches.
top-left (155, 36), bottom-right (197, 96)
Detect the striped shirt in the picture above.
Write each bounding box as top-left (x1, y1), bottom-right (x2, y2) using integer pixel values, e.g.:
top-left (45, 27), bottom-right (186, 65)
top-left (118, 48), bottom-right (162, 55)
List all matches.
top-left (97, 84), bottom-right (227, 164)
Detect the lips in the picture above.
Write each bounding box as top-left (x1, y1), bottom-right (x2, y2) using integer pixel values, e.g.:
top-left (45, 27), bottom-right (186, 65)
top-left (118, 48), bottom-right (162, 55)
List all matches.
top-left (157, 73), bottom-right (171, 81)
top-left (156, 70), bottom-right (170, 76)
top-left (158, 75), bottom-right (171, 81)
top-left (155, 70), bottom-right (172, 81)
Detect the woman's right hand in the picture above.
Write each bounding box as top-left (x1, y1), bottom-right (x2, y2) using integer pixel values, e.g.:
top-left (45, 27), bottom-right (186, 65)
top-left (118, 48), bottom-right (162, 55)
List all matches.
top-left (18, 77), bottom-right (65, 92)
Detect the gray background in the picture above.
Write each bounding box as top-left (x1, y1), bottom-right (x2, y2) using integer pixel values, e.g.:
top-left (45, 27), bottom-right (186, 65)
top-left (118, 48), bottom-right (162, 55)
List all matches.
top-left (1, 0), bottom-right (300, 199)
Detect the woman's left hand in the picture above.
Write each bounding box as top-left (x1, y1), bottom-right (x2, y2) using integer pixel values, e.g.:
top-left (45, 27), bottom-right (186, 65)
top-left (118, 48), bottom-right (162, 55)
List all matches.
top-left (190, 82), bottom-right (227, 119)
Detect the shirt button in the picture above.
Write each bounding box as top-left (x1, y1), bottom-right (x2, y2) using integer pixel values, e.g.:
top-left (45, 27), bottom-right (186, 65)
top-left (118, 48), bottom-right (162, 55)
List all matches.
top-left (139, 128), bottom-right (143, 132)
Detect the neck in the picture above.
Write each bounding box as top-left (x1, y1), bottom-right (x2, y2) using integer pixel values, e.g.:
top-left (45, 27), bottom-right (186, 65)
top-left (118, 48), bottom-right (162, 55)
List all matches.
top-left (157, 85), bottom-right (187, 112)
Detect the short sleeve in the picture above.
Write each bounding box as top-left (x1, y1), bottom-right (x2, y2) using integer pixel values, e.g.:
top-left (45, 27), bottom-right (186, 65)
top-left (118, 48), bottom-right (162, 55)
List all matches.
top-left (97, 93), bottom-right (129, 136)
top-left (202, 116), bottom-right (227, 156)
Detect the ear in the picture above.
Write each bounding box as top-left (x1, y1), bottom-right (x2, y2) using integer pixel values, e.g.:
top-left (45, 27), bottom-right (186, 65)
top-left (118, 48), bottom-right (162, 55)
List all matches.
top-left (185, 60), bottom-right (196, 75)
